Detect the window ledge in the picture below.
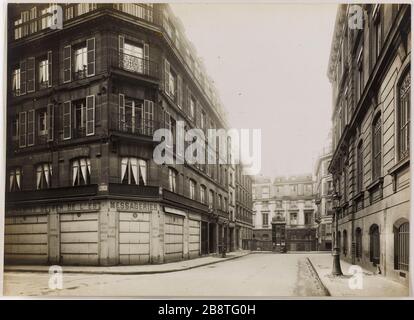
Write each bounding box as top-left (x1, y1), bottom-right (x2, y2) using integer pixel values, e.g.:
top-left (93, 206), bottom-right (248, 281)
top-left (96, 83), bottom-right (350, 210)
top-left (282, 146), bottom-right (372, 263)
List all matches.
top-left (352, 191), bottom-right (364, 201)
top-left (388, 156), bottom-right (410, 176)
top-left (366, 177), bottom-right (384, 192)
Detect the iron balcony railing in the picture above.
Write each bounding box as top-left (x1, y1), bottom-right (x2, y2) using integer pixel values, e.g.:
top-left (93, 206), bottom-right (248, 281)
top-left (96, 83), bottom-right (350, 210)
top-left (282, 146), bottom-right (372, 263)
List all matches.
top-left (110, 49), bottom-right (159, 80)
top-left (110, 112), bottom-right (161, 138)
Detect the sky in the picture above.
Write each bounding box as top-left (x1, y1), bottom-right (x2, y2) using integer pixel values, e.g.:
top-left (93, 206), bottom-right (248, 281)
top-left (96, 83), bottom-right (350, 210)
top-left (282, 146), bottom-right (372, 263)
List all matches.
top-left (171, 3), bottom-right (337, 178)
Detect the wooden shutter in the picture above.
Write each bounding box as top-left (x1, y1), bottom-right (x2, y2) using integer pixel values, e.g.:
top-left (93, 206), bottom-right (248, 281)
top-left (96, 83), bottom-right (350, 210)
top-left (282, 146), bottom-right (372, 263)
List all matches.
top-left (144, 100), bottom-right (154, 135)
top-left (63, 45), bottom-right (71, 83)
top-left (144, 43), bottom-right (149, 75)
top-left (119, 94), bottom-right (125, 131)
top-left (63, 101), bottom-right (72, 139)
top-left (20, 60), bottom-right (27, 95)
top-left (118, 35), bottom-right (125, 69)
top-left (86, 95), bottom-right (95, 136)
top-left (86, 38), bottom-right (95, 76)
top-left (177, 74), bottom-right (182, 108)
top-left (27, 109), bottom-right (35, 146)
top-left (27, 57), bottom-right (35, 93)
top-left (164, 59), bottom-right (170, 95)
top-left (19, 111), bottom-right (27, 148)
top-left (47, 104), bottom-right (54, 141)
top-left (47, 51), bottom-right (53, 87)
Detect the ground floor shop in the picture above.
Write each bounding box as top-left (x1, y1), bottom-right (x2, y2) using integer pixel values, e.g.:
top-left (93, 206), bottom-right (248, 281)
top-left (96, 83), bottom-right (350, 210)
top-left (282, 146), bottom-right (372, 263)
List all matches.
top-left (4, 199), bottom-right (231, 266)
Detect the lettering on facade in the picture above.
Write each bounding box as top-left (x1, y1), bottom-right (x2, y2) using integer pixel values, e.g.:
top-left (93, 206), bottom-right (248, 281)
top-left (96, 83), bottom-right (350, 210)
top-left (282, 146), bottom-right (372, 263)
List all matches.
top-left (110, 201), bottom-right (158, 212)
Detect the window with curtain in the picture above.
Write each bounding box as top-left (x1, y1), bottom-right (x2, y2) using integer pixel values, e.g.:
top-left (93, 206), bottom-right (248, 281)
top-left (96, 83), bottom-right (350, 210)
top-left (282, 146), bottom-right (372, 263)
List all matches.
top-left (372, 114), bottom-right (382, 180)
top-left (121, 157), bottom-right (147, 185)
top-left (71, 158), bottom-right (91, 186)
top-left (36, 163), bottom-right (52, 190)
top-left (9, 167), bottom-right (22, 192)
top-left (74, 46), bottom-right (87, 75)
top-left (398, 70), bottom-right (410, 161)
top-left (12, 67), bottom-right (21, 95)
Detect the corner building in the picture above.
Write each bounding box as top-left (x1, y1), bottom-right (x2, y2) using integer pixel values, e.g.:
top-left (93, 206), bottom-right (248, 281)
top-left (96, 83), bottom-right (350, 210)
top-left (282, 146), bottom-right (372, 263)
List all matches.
top-left (5, 3), bottom-right (240, 265)
top-left (328, 4), bottom-right (410, 285)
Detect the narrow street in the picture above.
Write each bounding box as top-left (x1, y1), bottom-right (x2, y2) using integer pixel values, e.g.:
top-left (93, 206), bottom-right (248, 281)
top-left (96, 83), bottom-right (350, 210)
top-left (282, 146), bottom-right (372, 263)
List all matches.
top-left (3, 253), bottom-right (328, 297)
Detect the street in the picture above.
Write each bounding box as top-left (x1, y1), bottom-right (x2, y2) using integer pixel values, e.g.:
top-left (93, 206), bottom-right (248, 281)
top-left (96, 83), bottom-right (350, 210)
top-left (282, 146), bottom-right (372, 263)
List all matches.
top-left (3, 253), bottom-right (328, 297)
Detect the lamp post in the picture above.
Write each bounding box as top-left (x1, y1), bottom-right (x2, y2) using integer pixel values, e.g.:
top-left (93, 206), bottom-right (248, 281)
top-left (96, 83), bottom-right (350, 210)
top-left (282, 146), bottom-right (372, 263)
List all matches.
top-left (331, 191), bottom-right (343, 276)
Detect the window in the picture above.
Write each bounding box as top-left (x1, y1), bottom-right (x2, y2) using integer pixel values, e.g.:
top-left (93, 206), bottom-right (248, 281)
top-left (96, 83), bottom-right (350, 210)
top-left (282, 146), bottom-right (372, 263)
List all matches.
top-left (394, 222), bottom-right (409, 271)
top-left (120, 96), bottom-right (143, 134)
top-left (369, 224), bottom-right (380, 265)
top-left (372, 114), bottom-right (382, 180)
top-left (189, 96), bottom-right (196, 119)
top-left (168, 168), bottom-right (177, 192)
top-left (356, 141), bottom-right (363, 192)
top-left (114, 3), bottom-right (153, 22)
top-left (36, 163), bottom-right (52, 190)
top-left (262, 186), bottom-right (269, 198)
top-left (398, 70), bottom-right (410, 160)
top-left (38, 52), bottom-right (52, 89)
top-left (38, 109), bottom-right (47, 137)
top-left (9, 167), bottom-right (22, 192)
top-left (189, 179), bottom-right (196, 200)
top-left (209, 190), bottom-right (214, 209)
top-left (290, 213), bottom-right (298, 225)
top-left (63, 38), bottom-right (95, 82)
top-left (12, 67), bottom-right (21, 96)
top-left (121, 157), bottom-right (147, 185)
top-left (119, 37), bottom-right (149, 75)
top-left (356, 228), bottom-right (362, 259)
top-left (262, 213), bottom-right (269, 226)
top-left (305, 212), bottom-right (313, 225)
top-left (357, 46), bottom-right (364, 101)
top-left (200, 111), bottom-right (205, 129)
top-left (71, 158), bottom-right (91, 186)
top-left (164, 59), bottom-right (178, 100)
top-left (63, 96), bottom-right (95, 139)
top-left (217, 194), bottom-right (222, 209)
top-left (372, 5), bottom-right (382, 62)
top-left (200, 185), bottom-right (206, 204)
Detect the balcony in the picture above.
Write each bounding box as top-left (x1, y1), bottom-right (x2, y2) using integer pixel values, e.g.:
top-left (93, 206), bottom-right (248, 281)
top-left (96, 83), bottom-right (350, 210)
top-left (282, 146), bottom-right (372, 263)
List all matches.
top-left (6, 184), bottom-right (98, 204)
top-left (11, 134), bottom-right (49, 151)
top-left (108, 183), bottom-right (160, 198)
top-left (109, 112), bottom-right (161, 139)
top-left (110, 50), bottom-right (159, 80)
top-left (162, 189), bottom-right (209, 213)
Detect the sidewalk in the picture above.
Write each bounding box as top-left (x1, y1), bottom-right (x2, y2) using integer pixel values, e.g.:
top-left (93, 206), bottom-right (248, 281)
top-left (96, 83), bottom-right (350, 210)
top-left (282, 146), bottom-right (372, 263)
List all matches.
top-left (4, 250), bottom-right (250, 275)
top-left (308, 254), bottom-right (410, 297)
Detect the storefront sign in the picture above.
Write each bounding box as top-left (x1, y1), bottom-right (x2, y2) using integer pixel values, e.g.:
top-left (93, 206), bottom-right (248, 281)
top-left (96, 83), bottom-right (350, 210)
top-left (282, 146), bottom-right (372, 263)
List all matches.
top-left (110, 200), bottom-right (158, 212)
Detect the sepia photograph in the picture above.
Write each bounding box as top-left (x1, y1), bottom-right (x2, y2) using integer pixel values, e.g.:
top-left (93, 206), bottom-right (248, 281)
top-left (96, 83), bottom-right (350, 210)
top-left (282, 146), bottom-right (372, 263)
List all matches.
top-left (0, 1), bottom-right (412, 303)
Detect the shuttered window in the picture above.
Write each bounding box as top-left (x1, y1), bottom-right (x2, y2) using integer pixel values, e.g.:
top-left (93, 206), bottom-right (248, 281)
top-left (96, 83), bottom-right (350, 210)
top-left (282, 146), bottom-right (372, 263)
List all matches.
top-left (86, 38), bottom-right (95, 76)
top-left (20, 60), bottom-right (27, 95)
top-left (85, 95), bottom-right (95, 136)
top-left (63, 101), bottom-right (72, 139)
top-left (63, 45), bottom-right (72, 83)
top-left (27, 57), bottom-right (35, 93)
top-left (27, 109), bottom-right (35, 146)
top-left (143, 100), bottom-right (154, 135)
top-left (19, 111), bottom-right (27, 148)
top-left (47, 104), bottom-right (54, 141)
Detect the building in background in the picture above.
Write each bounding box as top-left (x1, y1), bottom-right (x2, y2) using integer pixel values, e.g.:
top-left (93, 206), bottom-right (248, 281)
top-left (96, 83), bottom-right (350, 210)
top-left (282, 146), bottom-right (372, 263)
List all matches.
top-left (6, 3), bottom-right (239, 266)
top-left (252, 174), bottom-right (317, 251)
top-left (327, 4), bottom-right (410, 285)
top-left (314, 142), bottom-right (333, 251)
top-left (235, 165), bottom-right (254, 250)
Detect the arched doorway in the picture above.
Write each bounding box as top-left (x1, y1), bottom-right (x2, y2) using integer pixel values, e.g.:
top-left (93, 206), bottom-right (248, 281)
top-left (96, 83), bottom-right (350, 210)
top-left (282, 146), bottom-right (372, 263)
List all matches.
top-left (369, 224), bottom-right (380, 266)
top-left (355, 228), bottom-right (362, 259)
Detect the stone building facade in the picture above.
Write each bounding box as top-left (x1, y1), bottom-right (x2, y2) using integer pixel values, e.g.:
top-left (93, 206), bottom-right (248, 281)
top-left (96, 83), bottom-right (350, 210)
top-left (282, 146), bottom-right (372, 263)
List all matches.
top-left (327, 4), bottom-right (410, 285)
top-left (252, 175), bottom-right (318, 251)
top-left (314, 145), bottom-right (334, 251)
top-left (5, 3), bottom-right (252, 266)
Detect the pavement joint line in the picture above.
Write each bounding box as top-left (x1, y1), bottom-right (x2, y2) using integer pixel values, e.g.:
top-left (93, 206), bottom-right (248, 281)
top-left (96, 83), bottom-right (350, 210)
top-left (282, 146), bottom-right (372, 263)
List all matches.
top-left (4, 252), bottom-right (250, 275)
top-left (306, 257), bottom-right (331, 297)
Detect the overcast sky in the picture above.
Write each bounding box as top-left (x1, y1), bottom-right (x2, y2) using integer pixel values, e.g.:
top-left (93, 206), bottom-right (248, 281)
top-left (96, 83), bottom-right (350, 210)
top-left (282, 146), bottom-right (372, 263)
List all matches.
top-left (171, 3), bottom-right (337, 177)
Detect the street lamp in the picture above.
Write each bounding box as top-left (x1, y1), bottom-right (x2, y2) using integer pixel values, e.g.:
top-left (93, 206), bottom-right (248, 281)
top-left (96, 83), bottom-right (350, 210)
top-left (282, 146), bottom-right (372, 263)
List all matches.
top-left (331, 191), bottom-right (343, 276)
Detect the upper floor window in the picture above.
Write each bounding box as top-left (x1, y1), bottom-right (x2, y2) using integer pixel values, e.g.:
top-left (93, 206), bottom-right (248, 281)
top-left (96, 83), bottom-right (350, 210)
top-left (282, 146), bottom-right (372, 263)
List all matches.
top-left (164, 59), bottom-right (182, 104)
top-left (36, 163), bottom-right (52, 190)
top-left (189, 179), bottom-right (196, 200)
top-left (290, 213), bottom-right (298, 225)
top-left (71, 158), bottom-right (91, 186)
top-left (12, 67), bottom-right (21, 96)
top-left (262, 213), bottom-right (269, 226)
top-left (357, 46), bottom-right (364, 101)
top-left (121, 157), bottom-right (147, 185)
top-left (63, 38), bottom-right (95, 83)
top-left (63, 96), bottom-right (95, 140)
top-left (168, 168), bottom-right (177, 192)
top-left (38, 51), bottom-right (52, 89)
top-left (189, 96), bottom-right (196, 119)
top-left (9, 167), bottom-right (22, 192)
top-left (200, 185), bottom-right (206, 204)
top-left (398, 70), bottom-right (410, 161)
top-left (372, 114), bottom-right (382, 180)
top-left (114, 3), bottom-right (153, 22)
top-left (209, 190), bottom-right (214, 209)
top-left (372, 5), bottom-right (382, 62)
top-left (356, 141), bottom-right (364, 192)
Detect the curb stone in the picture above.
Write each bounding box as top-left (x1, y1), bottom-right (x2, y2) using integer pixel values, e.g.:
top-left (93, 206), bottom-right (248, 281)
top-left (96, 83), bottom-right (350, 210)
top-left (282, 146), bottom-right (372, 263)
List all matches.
top-left (306, 257), bottom-right (331, 296)
top-left (4, 252), bottom-right (250, 275)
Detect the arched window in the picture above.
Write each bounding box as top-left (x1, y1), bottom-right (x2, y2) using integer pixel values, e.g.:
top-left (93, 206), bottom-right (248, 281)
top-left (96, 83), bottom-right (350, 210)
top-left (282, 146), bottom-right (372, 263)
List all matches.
top-left (372, 114), bottom-right (382, 180)
top-left (343, 230), bottom-right (348, 255)
top-left (369, 224), bottom-right (380, 265)
top-left (71, 158), bottom-right (91, 186)
top-left (394, 221), bottom-right (409, 271)
top-left (35, 162), bottom-right (52, 190)
top-left (121, 157), bottom-right (147, 185)
top-left (397, 70), bottom-right (410, 160)
top-left (355, 228), bottom-right (363, 259)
